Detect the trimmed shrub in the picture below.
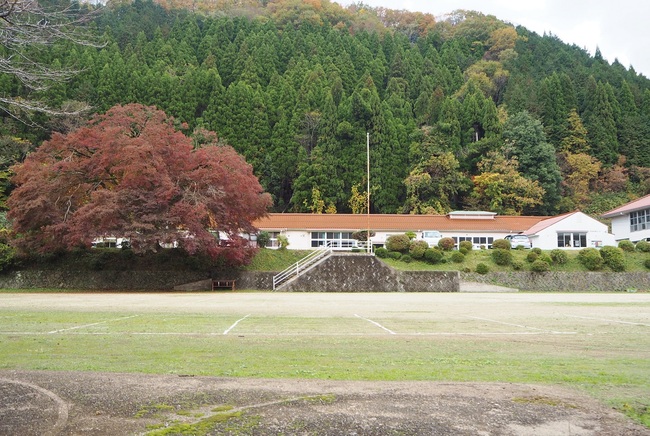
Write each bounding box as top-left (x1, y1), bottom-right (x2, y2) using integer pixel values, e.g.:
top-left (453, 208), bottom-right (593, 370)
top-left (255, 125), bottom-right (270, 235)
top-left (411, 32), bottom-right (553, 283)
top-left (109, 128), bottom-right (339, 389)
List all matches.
top-left (600, 246), bottom-right (626, 272)
top-left (549, 249), bottom-right (568, 265)
top-left (538, 253), bottom-right (552, 264)
top-left (531, 259), bottom-right (550, 272)
top-left (531, 247), bottom-right (542, 255)
top-left (491, 248), bottom-right (512, 266)
top-left (526, 251), bottom-right (539, 263)
top-left (577, 248), bottom-right (603, 271)
top-left (424, 248), bottom-right (444, 264)
top-left (438, 237), bottom-right (456, 251)
top-left (256, 231), bottom-right (270, 248)
top-left (645, 258), bottom-right (650, 269)
top-left (451, 251), bottom-right (465, 263)
top-left (475, 263), bottom-right (489, 274)
top-left (401, 254), bottom-right (413, 263)
top-left (409, 240), bottom-right (429, 259)
top-left (375, 247), bottom-right (389, 258)
top-left (492, 239), bottom-right (511, 250)
top-left (459, 240), bottom-right (473, 252)
top-left (512, 260), bottom-right (525, 270)
top-left (618, 240), bottom-right (635, 252)
top-left (462, 267), bottom-right (471, 273)
top-left (636, 240), bottom-right (650, 252)
top-left (386, 234), bottom-right (411, 253)
top-left (405, 231), bottom-right (417, 240)
top-left (277, 235), bottom-right (289, 250)
top-left (459, 247), bottom-right (469, 255)
top-left (388, 251), bottom-right (402, 260)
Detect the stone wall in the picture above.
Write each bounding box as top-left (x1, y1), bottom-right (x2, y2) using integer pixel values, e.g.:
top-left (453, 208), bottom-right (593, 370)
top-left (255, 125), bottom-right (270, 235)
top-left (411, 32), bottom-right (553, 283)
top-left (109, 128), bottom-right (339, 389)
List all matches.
top-left (0, 269), bottom-right (210, 290)
top-left (5, 257), bottom-right (646, 292)
top-left (462, 271), bottom-right (650, 292)
top-left (281, 254), bottom-right (459, 292)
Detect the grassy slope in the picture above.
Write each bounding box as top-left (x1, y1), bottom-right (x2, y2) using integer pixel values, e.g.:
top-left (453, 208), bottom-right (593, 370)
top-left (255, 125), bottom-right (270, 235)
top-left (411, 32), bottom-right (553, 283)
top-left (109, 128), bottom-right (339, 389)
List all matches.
top-left (378, 248), bottom-right (650, 273)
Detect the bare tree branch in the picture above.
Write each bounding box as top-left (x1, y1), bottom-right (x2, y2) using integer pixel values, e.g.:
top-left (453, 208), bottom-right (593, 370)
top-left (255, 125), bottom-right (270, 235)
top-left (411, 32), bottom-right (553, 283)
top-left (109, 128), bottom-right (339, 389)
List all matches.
top-left (0, 0), bottom-right (104, 120)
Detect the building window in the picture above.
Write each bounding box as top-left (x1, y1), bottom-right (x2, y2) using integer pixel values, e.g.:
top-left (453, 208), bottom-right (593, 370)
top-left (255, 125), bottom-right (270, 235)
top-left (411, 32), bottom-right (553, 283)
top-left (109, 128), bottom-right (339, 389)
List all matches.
top-left (452, 236), bottom-right (494, 248)
top-left (267, 232), bottom-right (281, 248)
top-left (311, 231), bottom-right (355, 248)
top-left (557, 232), bottom-right (586, 248)
top-left (630, 208), bottom-right (650, 232)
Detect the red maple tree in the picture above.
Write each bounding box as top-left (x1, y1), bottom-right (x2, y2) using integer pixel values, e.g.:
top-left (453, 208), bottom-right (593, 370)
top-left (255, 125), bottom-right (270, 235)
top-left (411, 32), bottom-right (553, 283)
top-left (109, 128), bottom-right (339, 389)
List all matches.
top-left (7, 104), bottom-right (272, 264)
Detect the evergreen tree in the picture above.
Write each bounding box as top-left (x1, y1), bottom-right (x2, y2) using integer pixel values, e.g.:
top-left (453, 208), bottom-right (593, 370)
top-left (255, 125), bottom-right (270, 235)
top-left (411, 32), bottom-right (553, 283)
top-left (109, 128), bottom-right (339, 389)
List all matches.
top-left (584, 81), bottom-right (619, 165)
top-left (503, 111), bottom-right (562, 214)
top-left (560, 109), bottom-right (589, 154)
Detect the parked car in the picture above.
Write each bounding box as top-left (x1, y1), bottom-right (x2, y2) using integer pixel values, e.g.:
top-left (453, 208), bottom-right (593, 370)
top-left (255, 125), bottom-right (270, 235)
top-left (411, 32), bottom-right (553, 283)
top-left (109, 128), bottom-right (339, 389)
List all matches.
top-left (504, 234), bottom-right (531, 249)
top-left (420, 230), bottom-right (443, 248)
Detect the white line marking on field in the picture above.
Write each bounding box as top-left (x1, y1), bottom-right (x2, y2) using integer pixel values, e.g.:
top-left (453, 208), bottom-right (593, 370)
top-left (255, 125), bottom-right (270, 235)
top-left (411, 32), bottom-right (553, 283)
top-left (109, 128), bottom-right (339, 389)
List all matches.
top-left (464, 316), bottom-right (573, 334)
top-left (354, 314), bottom-right (396, 335)
top-left (223, 314), bottom-right (251, 335)
top-left (0, 331), bottom-right (579, 337)
top-left (566, 315), bottom-right (650, 327)
top-left (48, 315), bottom-right (139, 334)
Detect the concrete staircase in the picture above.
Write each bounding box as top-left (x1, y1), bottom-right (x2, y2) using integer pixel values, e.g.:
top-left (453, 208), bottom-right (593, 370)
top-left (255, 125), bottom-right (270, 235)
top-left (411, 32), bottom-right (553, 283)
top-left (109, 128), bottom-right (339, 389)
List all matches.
top-left (272, 246), bottom-right (333, 290)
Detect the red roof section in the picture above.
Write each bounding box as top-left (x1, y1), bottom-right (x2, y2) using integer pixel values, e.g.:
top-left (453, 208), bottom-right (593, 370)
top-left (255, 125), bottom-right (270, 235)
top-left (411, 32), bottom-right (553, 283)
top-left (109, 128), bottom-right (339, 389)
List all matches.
top-left (254, 213), bottom-right (547, 233)
top-left (601, 194), bottom-right (650, 218)
top-left (523, 211), bottom-right (578, 235)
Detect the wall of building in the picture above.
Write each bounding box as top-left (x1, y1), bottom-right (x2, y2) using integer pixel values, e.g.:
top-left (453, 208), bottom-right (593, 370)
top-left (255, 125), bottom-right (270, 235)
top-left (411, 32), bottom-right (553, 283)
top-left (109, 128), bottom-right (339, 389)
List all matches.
top-left (610, 215), bottom-right (650, 242)
top-left (530, 213), bottom-right (615, 250)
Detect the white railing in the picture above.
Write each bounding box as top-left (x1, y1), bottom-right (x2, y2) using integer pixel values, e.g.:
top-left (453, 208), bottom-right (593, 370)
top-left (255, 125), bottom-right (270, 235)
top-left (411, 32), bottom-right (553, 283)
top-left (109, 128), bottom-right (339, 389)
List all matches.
top-left (272, 246), bottom-right (333, 290)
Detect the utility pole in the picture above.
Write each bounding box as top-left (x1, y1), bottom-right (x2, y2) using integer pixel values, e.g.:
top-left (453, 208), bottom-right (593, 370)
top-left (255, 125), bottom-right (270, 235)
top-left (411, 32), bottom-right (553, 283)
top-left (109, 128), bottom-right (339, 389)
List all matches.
top-left (367, 132), bottom-right (371, 254)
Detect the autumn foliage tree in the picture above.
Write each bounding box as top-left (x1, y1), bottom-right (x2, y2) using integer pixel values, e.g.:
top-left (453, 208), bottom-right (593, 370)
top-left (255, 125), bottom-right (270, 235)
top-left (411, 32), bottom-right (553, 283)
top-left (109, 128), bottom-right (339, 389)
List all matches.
top-left (7, 104), bottom-right (272, 265)
top-left (469, 151), bottom-right (544, 215)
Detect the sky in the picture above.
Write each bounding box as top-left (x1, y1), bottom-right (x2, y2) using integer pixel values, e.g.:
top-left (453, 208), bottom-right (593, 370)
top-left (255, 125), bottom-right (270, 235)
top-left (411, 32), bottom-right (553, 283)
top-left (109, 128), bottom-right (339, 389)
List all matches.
top-left (337, 0), bottom-right (650, 78)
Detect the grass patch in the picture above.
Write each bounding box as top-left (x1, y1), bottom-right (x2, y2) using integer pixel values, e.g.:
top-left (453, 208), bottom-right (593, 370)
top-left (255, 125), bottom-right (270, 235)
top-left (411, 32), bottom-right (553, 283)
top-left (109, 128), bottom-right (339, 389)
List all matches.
top-left (135, 403), bottom-right (175, 419)
top-left (145, 410), bottom-right (243, 436)
top-left (620, 403), bottom-right (650, 427)
top-left (242, 249), bottom-right (312, 271)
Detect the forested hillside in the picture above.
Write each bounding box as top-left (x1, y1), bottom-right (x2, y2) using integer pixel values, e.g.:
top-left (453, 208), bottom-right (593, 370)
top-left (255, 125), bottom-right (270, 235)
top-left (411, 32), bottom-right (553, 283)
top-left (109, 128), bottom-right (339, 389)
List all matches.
top-left (2, 0), bottom-right (650, 216)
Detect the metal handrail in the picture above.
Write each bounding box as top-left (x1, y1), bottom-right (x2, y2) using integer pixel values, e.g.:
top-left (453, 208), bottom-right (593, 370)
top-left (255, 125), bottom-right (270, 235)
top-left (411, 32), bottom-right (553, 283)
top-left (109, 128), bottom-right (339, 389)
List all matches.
top-left (272, 246), bottom-right (333, 290)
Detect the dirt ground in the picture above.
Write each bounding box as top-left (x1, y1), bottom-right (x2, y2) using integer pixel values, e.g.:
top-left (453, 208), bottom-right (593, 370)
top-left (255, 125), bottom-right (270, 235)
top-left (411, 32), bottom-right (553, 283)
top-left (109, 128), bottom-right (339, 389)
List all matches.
top-left (1, 370), bottom-right (648, 436)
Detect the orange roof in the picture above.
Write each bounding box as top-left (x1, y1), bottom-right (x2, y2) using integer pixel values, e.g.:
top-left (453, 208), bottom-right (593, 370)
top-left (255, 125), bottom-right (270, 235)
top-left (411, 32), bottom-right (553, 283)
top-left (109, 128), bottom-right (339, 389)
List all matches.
top-left (523, 211), bottom-right (579, 235)
top-left (601, 194), bottom-right (650, 218)
top-left (254, 213), bottom-right (547, 233)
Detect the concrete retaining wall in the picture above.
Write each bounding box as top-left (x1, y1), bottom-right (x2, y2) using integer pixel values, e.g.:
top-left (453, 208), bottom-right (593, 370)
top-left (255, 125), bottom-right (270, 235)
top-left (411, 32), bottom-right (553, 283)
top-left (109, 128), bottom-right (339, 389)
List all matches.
top-left (281, 254), bottom-right (459, 292)
top-left (0, 269), bottom-right (210, 290)
top-left (4, 257), bottom-right (646, 292)
top-left (0, 269), bottom-right (276, 291)
top-left (462, 271), bottom-right (650, 292)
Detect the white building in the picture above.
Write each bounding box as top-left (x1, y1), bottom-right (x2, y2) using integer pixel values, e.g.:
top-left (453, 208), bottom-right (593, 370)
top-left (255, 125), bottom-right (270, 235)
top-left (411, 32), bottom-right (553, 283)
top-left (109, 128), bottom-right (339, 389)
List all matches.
top-left (601, 194), bottom-right (650, 242)
top-left (254, 212), bottom-right (545, 250)
top-left (253, 211), bottom-right (615, 251)
top-left (524, 211), bottom-right (616, 249)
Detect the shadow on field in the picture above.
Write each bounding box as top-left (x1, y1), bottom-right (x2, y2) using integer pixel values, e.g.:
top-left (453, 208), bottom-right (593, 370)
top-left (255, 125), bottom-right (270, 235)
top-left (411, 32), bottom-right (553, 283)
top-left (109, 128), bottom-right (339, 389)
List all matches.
top-left (1, 370), bottom-right (647, 435)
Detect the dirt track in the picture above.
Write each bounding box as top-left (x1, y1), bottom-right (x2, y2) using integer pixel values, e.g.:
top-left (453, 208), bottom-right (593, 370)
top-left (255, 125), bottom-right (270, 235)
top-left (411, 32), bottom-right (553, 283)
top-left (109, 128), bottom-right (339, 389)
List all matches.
top-left (1, 370), bottom-right (648, 436)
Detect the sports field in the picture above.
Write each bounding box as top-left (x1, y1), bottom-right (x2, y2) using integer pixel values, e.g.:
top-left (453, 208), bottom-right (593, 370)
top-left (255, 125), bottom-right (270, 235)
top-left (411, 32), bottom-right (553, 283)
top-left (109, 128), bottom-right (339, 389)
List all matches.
top-left (1, 291), bottom-right (649, 426)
